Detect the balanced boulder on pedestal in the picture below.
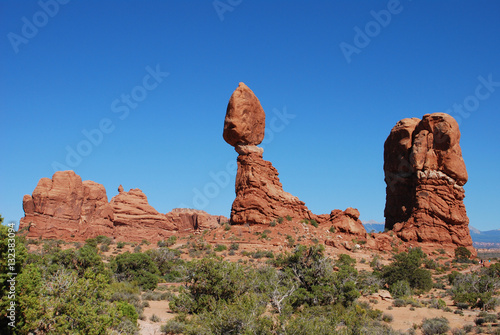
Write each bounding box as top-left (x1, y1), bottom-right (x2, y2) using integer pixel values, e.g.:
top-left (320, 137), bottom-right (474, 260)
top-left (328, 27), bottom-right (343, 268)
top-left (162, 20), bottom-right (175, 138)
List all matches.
top-left (223, 83), bottom-right (314, 225)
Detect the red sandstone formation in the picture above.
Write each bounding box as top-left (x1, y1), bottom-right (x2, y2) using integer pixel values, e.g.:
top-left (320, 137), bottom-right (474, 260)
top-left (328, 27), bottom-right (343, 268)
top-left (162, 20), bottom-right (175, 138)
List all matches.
top-left (19, 171), bottom-right (226, 242)
top-left (223, 83), bottom-right (316, 225)
top-left (20, 171), bottom-right (115, 240)
top-left (223, 82), bottom-right (266, 147)
top-left (384, 113), bottom-right (473, 251)
top-left (223, 82), bottom-right (367, 240)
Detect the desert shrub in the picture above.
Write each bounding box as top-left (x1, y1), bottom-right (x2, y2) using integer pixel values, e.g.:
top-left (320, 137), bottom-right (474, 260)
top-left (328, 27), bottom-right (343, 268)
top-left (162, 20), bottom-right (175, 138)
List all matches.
top-left (382, 313), bottom-right (393, 322)
top-left (117, 241), bottom-right (125, 249)
top-left (390, 280), bottom-right (412, 298)
top-left (147, 248), bottom-right (183, 278)
top-left (421, 317), bottom-right (450, 335)
top-left (161, 320), bottom-right (186, 334)
top-left (455, 246), bottom-right (472, 261)
top-left (483, 313), bottom-right (498, 323)
top-left (329, 226), bottom-right (336, 233)
top-left (380, 247), bottom-right (433, 292)
top-left (134, 245), bottom-right (142, 253)
top-left (462, 324), bottom-right (473, 333)
top-left (0, 223), bottom-right (28, 332)
top-left (429, 298), bottom-right (447, 310)
top-left (270, 221), bottom-right (277, 227)
top-left (370, 254), bottom-right (383, 270)
top-left (111, 252), bottom-right (160, 290)
top-left (275, 244), bottom-right (360, 308)
top-left (182, 293), bottom-right (272, 335)
top-left (393, 299), bottom-right (406, 307)
top-left (474, 317), bottom-right (485, 326)
top-left (166, 235), bottom-right (177, 247)
top-left (150, 314), bottom-right (161, 322)
top-left (100, 244), bottom-right (110, 252)
top-left (337, 253), bottom-right (356, 267)
top-left (229, 243), bottom-right (239, 251)
top-left (310, 219), bottom-right (318, 228)
top-left (450, 272), bottom-right (499, 310)
top-left (277, 217), bottom-right (284, 224)
top-left (95, 235), bottom-right (113, 245)
top-left (169, 257), bottom-right (252, 314)
top-left (224, 223), bottom-right (231, 231)
top-left (286, 215), bottom-right (292, 221)
top-left (358, 271), bottom-right (383, 294)
top-left (17, 267), bottom-right (125, 334)
top-left (424, 258), bottom-right (439, 270)
top-left (451, 328), bottom-right (466, 335)
top-left (116, 300), bottom-right (139, 323)
top-left (214, 244), bottom-right (227, 252)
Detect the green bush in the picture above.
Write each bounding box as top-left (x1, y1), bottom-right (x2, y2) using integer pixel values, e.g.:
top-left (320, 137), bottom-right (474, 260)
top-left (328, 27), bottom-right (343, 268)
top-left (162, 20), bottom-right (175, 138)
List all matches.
top-left (117, 241), bottom-right (125, 249)
top-left (161, 320), bottom-right (186, 334)
top-left (390, 280), bottom-right (412, 298)
top-left (169, 257), bottom-right (251, 313)
top-left (112, 252), bottom-right (160, 290)
top-left (421, 317), bottom-right (450, 335)
top-left (450, 272), bottom-right (499, 310)
top-left (117, 300), bottom-right (139, 323)
top-left (382, 313), bottom-right (393, 322)
top-left (214, 244), bottom-right (227, 252)
top-left (381, 247), bottom-right (433, 292)
top-left (455, 246), bottom-right (472, 261)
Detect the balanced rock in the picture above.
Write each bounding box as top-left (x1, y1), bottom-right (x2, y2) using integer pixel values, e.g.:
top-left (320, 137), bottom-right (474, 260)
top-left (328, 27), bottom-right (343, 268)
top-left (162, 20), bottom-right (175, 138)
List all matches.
top-left (384, 113), bottom-right (473, 251)
top-left (223, 82), bottom-right (366, 241)
top-left (223, 82), bottom-right (315, 225)
top-left (223, 82), bottom-right (266, 147)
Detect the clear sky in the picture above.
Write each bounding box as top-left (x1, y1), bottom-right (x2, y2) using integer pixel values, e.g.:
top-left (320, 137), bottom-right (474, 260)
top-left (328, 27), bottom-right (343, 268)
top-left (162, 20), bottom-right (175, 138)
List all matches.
top-left (1, 1), bottom-right (499, 231)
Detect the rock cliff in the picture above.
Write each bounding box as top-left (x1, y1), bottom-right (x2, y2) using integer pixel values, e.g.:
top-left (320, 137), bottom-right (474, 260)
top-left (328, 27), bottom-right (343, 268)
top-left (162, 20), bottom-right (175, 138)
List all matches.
top-left (19, 171), bottom-right (226, 242)
top-left (384, 113), bottom-right (473, 251)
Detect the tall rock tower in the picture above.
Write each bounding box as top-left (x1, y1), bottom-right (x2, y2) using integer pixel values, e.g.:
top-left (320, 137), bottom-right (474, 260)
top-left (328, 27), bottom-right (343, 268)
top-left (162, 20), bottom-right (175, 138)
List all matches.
top-left (384, 113), bottom-right (473, 251)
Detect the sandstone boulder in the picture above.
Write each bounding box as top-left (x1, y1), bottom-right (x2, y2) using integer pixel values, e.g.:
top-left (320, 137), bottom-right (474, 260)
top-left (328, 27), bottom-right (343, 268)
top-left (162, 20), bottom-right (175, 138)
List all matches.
top-left (223, 82), bottom-right (266, 147)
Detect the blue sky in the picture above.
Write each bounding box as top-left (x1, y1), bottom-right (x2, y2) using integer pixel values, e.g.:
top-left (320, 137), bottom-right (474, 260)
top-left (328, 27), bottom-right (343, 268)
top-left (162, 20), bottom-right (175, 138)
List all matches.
top-left (1, 0), bottom-right (499, 231)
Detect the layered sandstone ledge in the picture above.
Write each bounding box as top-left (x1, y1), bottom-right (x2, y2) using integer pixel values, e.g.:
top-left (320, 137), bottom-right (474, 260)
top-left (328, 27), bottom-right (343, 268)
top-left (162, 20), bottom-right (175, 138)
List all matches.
top-left (19, 170), bottom-right (226, 242)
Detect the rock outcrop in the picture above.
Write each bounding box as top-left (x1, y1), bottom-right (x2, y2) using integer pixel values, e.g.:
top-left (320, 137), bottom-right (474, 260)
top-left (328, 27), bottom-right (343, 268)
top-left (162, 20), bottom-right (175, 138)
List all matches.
top-left (223, 83), bottom-right (316, 225)
top-left (384, 113), bottom-right (473, 251)
top-left (20, 171), bottom-right (115, 240)
top-left (19, 171), bottom-right (226, 242)
top-left (223, 82), bottom-right (367, 239)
